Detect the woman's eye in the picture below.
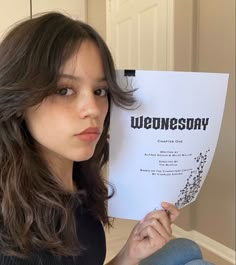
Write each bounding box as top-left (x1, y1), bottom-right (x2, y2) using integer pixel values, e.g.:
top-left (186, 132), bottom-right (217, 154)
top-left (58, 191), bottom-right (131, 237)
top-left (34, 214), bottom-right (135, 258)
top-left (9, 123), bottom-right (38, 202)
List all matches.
top-left (94, 88), bottom-right (108, 97)
top-left (56, 87), bottom-right (74, 96)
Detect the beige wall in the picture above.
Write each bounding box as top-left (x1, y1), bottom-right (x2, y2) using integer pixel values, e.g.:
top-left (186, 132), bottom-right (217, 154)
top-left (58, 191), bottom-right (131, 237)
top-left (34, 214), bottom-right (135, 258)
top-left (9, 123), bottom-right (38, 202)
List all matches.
top-left (88, 0), bottom-right (235, 250)
top-left (193, 0), bottom-right (235, 249)
top-left (87, 0), bottom-right (106, 40)
top-left (174, 0), bottom-right (235, 250)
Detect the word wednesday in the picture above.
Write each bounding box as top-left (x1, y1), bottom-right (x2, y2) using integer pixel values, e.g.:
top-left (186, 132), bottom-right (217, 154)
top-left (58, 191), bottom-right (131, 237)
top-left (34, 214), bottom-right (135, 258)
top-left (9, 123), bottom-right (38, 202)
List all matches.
top-left (131, 116), bottom-right (209, 130)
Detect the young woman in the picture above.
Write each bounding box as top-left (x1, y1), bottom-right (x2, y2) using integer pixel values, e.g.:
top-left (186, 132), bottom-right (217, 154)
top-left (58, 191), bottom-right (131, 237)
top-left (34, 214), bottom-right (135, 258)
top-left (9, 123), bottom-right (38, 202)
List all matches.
top-left (0, 12), bottom-right (214, 265)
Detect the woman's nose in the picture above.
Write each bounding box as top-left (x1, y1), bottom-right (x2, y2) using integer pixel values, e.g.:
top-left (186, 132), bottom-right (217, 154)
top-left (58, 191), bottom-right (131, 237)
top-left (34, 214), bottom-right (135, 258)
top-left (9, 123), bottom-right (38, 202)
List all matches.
top-left (77, 93), bottom-right (101, 119)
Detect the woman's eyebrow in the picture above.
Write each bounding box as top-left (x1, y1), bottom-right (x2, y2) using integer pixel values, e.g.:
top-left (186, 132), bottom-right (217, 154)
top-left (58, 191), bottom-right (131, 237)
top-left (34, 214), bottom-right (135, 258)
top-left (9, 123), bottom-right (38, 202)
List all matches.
top-left (58, 74), bottom-right (107, 82)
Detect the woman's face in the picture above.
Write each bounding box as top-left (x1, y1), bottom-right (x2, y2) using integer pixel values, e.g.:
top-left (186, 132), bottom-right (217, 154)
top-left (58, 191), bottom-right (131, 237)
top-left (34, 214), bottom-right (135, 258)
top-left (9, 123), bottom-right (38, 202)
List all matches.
top-left (24, 40), bottom-right (109, 164)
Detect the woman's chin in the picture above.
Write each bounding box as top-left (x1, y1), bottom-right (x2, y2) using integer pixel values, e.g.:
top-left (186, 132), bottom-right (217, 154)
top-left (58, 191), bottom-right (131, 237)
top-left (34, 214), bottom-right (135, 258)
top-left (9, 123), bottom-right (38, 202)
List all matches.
top-left (73, 150), bottom-right (96, 162)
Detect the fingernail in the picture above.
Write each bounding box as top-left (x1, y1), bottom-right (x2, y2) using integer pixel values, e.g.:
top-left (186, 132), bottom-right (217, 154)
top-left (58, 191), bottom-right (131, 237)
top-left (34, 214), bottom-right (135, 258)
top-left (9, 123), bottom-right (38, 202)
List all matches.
top-left (161, 202), bottom-right (168, 207)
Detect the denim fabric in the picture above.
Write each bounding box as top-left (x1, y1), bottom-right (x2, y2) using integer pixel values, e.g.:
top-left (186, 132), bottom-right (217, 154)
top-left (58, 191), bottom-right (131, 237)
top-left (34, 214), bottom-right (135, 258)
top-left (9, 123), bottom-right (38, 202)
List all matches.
top-left (140, 238), bottom-right (215, 265)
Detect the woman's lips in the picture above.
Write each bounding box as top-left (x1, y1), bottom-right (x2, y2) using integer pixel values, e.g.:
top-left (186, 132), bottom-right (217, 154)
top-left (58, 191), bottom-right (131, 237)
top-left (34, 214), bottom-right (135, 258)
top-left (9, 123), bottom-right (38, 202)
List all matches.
top-left (75, 127), bottom-right (100, 142)
top-left (75, 132), bottom-right (100, 142)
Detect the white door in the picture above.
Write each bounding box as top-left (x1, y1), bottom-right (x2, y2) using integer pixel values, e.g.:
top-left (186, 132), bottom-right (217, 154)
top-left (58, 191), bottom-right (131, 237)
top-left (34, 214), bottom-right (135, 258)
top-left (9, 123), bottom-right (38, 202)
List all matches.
top-left (106, 0), bottom-right (174, 70)
top-left (32, 0), bottom-right (87, 22)
top-left (0, 0), bottom-right (30, 41)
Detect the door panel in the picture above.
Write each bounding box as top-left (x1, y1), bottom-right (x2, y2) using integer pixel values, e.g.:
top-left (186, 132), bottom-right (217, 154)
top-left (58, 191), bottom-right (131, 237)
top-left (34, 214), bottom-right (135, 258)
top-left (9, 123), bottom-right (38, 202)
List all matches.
top-left (116, 18), bottom-right (133, 68)
top-left (138, 5), bottom-right (159, 69)
top-left (107, 0), bottom-right (174, 70)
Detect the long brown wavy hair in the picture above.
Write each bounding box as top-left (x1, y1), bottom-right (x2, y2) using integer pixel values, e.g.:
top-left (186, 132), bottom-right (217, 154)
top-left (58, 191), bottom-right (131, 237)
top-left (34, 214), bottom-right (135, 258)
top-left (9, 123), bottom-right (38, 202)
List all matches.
top-left (0, 12), bottom-right (135, 259)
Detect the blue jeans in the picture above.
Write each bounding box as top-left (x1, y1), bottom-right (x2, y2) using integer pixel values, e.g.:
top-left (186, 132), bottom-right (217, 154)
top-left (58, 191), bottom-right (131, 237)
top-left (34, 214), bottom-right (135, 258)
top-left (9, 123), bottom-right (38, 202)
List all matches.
top-left (140, 238), bottom-right (215, 265)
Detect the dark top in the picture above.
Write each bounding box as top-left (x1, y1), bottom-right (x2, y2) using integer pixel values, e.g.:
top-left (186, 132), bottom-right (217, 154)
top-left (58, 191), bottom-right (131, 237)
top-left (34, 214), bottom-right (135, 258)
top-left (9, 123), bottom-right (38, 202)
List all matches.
top-left (0, 204), bottom-right (106, 265)
top-left (0, 163), bottom-right (106, 265)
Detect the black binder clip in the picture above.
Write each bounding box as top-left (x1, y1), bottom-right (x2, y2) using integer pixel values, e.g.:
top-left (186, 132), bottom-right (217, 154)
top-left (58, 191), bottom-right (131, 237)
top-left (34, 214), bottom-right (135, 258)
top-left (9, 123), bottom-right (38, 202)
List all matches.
top-left (124, 69), bottom-right (135, 76)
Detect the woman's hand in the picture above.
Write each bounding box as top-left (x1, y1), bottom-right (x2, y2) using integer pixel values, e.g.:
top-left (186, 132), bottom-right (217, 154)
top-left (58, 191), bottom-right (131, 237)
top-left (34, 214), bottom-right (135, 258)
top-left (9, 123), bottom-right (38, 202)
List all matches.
top-left (107, 202), bottom-right (180, 265)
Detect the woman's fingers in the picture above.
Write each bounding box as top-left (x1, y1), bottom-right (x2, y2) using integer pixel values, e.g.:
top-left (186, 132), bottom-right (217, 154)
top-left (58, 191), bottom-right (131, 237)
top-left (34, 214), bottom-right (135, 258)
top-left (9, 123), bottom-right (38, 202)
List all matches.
top-left (161, 202), bottom-right (180, 222)
top-left (119, 203), bottom-right (181, 264)
top-left (135, 216), bottom-right (171, 242)
top-left (138, 224), bottom-right (170, 247)
top-left (127, 221), bottom-right (171, 262)
top-left (142, 209), bottom-right (172, 235)
top-left (135, 202), bottom-right (179, 239)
